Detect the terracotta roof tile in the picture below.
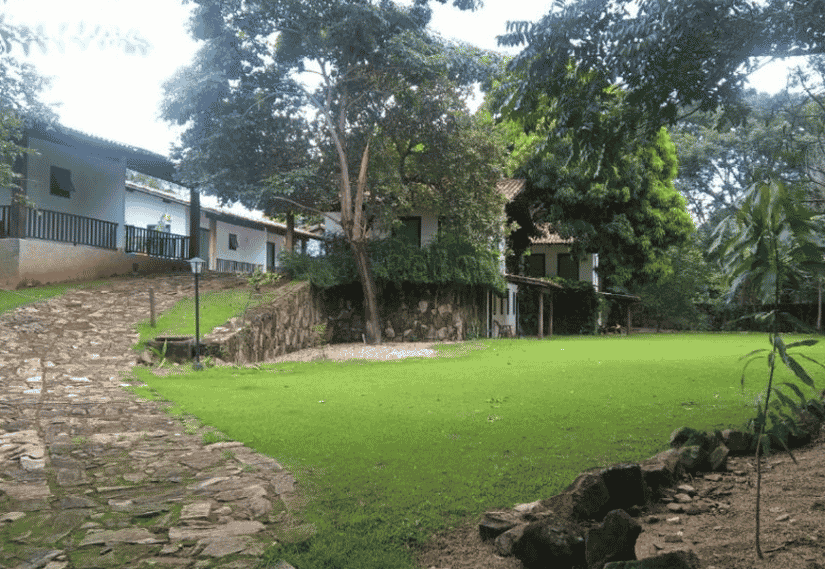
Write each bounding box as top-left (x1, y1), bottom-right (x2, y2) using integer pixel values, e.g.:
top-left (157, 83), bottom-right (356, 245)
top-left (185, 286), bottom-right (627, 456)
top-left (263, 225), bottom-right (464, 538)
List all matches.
top-left (497, 178), bottom-right (526, 201)
top-left (530, 223), bottom-right (575, 245)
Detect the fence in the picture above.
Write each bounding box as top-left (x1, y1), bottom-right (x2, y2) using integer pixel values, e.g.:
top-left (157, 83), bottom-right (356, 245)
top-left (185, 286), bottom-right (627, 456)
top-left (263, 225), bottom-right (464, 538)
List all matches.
top-left (216, 258), bottom-right (263, 274)
top-left (24, 207), bottom-right (117, 249)
top-left (125, 225), bottom-right (190, 260)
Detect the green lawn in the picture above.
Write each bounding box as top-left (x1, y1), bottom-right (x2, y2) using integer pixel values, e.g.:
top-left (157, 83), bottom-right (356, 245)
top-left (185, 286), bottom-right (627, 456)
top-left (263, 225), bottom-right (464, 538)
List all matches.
top-left (130, 333), bottom-right (825, 569)
top-left (132, 281), bottom-right (300, 351)
top-left (0, 280), bottom-right (108, 314)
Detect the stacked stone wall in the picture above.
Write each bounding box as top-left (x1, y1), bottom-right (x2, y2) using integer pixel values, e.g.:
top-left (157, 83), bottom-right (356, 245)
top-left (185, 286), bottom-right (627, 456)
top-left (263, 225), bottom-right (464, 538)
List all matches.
top-left (201, 281), bottom-right (325, 365)
top-left (320, 282), bottom-right (486, 343)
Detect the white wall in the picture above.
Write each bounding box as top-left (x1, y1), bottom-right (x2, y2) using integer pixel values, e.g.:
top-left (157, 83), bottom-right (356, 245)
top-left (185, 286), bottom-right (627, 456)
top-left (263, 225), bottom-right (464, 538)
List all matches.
top-left (0, 185), bottom-right (10, 206)
top-left (26, 137), bottom-right (127, 247)
top-left (325, 211), bottom-right (439, 247)
top-left (124, 189), bottom-right (189, 235)
top-left (215, 220), bottom-right (267, 266)
top-left (489, 282), bottom-right (518, 337)
top-left (528, 243), bottom-right (598, 287)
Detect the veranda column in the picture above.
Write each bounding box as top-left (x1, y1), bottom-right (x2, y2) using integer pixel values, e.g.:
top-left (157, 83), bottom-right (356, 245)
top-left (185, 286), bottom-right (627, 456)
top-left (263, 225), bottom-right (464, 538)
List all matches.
top-left (549, 291), bottom-right (554, 337)
top-left (189, 188), bottom-right (200, 260)
top-left (538, 289), bottom-right (544, 339)
top-left (626, 303), bottom-right (632, 336)
top-left (285, 211), bottom-right (295, 252)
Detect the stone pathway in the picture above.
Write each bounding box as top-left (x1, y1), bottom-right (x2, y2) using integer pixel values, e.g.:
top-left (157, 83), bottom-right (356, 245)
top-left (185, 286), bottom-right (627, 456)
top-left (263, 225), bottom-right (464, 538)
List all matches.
top-left (0, 274), bottom-right (309, 569)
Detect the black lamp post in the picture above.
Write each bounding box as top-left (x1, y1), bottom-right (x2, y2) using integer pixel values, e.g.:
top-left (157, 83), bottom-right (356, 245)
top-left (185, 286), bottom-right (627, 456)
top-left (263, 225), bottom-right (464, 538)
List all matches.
top-left (188, 256), bottom-right (205, 370)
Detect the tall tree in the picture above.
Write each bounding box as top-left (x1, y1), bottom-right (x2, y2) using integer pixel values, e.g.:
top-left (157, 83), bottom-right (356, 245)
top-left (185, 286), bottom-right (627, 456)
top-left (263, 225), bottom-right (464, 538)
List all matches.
top-left (495, 66), bottom-right (695, 290)
top-left (163, 0), bottom-right (499, 343)
top-left (498, 0), bottom-right (825, 159)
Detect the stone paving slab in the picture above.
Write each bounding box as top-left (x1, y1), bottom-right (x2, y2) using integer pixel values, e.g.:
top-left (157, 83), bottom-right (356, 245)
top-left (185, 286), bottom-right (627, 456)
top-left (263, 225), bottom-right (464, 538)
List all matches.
top-left (0, 274), bottom-right (309, 569)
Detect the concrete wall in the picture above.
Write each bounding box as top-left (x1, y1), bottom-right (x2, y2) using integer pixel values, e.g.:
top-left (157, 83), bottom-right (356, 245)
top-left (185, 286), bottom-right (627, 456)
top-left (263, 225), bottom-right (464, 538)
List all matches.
top-left (0, 238), bottom-right (189, 289)
top-left (124, 188), bottom-right (189, 235)
top-left (26, 137), bottom-right (126, 248)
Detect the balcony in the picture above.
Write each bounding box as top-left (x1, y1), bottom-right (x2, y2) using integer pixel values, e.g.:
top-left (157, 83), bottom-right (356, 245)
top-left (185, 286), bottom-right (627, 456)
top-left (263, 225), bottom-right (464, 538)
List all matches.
top-left (0, 206), bottom-right (117, 249)
top-left (125, 225), bottom-right (190, 260)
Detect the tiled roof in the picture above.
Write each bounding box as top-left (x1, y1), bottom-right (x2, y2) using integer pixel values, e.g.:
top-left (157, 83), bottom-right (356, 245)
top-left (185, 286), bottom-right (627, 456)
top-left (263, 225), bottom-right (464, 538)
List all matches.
top-left (497, 178), bottom-right (526, 201)
top-left (530, 223), bottom-right (575, 245)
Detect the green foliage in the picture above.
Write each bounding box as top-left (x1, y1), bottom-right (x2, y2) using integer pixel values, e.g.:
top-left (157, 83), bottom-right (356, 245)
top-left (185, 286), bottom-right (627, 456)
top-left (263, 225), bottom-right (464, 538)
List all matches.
top-left (246, 267), bottom-right (281, 291)
top-left (740, 335), bottom-right (824, 460)
top-left (494, 64), bottom-right (694, 290)
top-left (635, 232), bottom-right (725, 330)
top-left (281, 235), bottom-right (507, 294)
top-left (710, 175), bottom-right (825, 558)
top-left (499, 0), bottom-right (825, 142)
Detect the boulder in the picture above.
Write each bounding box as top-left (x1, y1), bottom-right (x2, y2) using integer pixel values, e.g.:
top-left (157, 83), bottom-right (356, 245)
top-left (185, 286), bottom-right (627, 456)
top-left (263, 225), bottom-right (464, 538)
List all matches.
top-left (512, 519), bottom-right (586, 569)
top-left (540, 472), bottom-right (610, 521)
top-left (585, 509), bottom-right (642, 569)
top-left (479, 513), bottom-right (518, 541)
top-left (677, 445), bottom-right (706, 474)
top-left (603, 550), bottom-right (700, 569)
top-left (600, 464), bottom-right (645, 512)
top-left (640, 449), bottom-right (683, 502)
top-left (721, 429), bottom-right (753, 454)
top-left (494, 523), bottom-right (527, 557)
top-left (669, 427), bottom-right (701, 448)
top-left (709, 443), bottom-right (730, 471)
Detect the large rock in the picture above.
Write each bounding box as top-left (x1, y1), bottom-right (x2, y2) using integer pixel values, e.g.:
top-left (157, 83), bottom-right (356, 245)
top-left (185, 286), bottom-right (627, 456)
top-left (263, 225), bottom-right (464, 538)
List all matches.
top-left (585, 509), bottom-right (642, 569)
top-left (600, 464), bottom-right (645, 512)
top-left (709, 443), bottom-right (730, 471)
top-left (721, 429), bottom-right (753, 454)
top-left (640, 449), bottom-right (683, 502)
top-left (541, 472), bottom-right (610, 521)
top-left (603, 550), bottom-right (701, 569)
top-left (677, 445), bottom-right (706, 474)
top-left (512, 519), bottom-right (586, 569)
top-left (495, 523), bottom-right (528, 557)
top-left (479, 513), bottom-right (519, 541)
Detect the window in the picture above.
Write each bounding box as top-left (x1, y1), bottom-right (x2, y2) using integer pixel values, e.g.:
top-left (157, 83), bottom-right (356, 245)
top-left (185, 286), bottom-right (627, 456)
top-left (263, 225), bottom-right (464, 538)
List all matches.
top-left (557, 253), bottom-right (579, 280)
top-left (526, 253), bottom-right (545, 278)
top-left (393, 216), bottom-right (421, 247)
top-left (229, 233), bottom-right (239, 250)
top-left (50, 166), bottom-right (75, 198)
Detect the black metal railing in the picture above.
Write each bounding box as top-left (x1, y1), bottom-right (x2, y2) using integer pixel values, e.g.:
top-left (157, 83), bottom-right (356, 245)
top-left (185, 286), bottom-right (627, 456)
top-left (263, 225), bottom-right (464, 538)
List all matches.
top-left (216, 258), bottom-right (263, 273)
top-left (0, 205), bottom-right (8, 237)
top-left (26, 207), bottom-right (117, 249)
top-left (125, 225), bottom-right (190, 260)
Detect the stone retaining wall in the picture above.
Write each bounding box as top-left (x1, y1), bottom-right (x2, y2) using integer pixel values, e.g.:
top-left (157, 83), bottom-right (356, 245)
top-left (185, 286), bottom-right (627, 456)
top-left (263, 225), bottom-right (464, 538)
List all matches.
top-left (201, 281), bottom-right (325, 365)
top-left (320, 282), bottom-right (486, 343)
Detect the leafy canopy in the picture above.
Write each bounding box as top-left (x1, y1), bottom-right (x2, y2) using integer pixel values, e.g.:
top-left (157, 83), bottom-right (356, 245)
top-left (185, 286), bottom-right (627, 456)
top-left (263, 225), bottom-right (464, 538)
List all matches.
top-left (495, 64), bottom-right (694, 289)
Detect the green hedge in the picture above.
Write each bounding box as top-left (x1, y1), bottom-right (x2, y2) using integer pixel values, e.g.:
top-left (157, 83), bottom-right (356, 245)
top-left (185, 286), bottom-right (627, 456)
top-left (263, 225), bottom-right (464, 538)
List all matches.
top-left (281, 235), bottom-right (507, 294)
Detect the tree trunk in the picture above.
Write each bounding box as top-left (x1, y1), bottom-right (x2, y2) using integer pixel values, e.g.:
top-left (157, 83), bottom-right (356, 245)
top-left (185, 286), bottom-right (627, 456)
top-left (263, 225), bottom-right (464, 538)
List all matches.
top-left (350, 239), bottom-right (382, 344)
top-left (817, 276), bottom-right (821, 332)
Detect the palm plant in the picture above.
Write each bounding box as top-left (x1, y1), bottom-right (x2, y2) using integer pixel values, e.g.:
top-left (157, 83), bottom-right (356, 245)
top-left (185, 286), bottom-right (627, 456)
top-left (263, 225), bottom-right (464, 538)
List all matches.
top-left (710, 177), bottom-right (825, 558)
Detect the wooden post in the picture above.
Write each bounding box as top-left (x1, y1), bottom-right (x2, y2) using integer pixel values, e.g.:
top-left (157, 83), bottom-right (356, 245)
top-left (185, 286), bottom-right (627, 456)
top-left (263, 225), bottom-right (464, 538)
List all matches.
top-left (538, 289), bottom-right (544, 339)
top-left (818, 277), bottom-right (822, 332)
top-left (549, 292), bottom-right (554, 337)
top-left (149, 287), bottom-right (156, 328)
top-left (626, 303), bottom-right (632, 336)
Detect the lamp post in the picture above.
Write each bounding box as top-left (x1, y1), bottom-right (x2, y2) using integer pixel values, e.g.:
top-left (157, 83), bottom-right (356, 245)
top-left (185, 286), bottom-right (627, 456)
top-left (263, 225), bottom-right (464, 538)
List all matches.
top-left (188, 257), bottom-right (205, 370)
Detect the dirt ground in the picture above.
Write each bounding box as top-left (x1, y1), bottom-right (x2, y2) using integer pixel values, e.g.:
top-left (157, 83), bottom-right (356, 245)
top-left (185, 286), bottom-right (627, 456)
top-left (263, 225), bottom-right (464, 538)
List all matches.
top-left (415, 435), bottom-right (825, 569)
